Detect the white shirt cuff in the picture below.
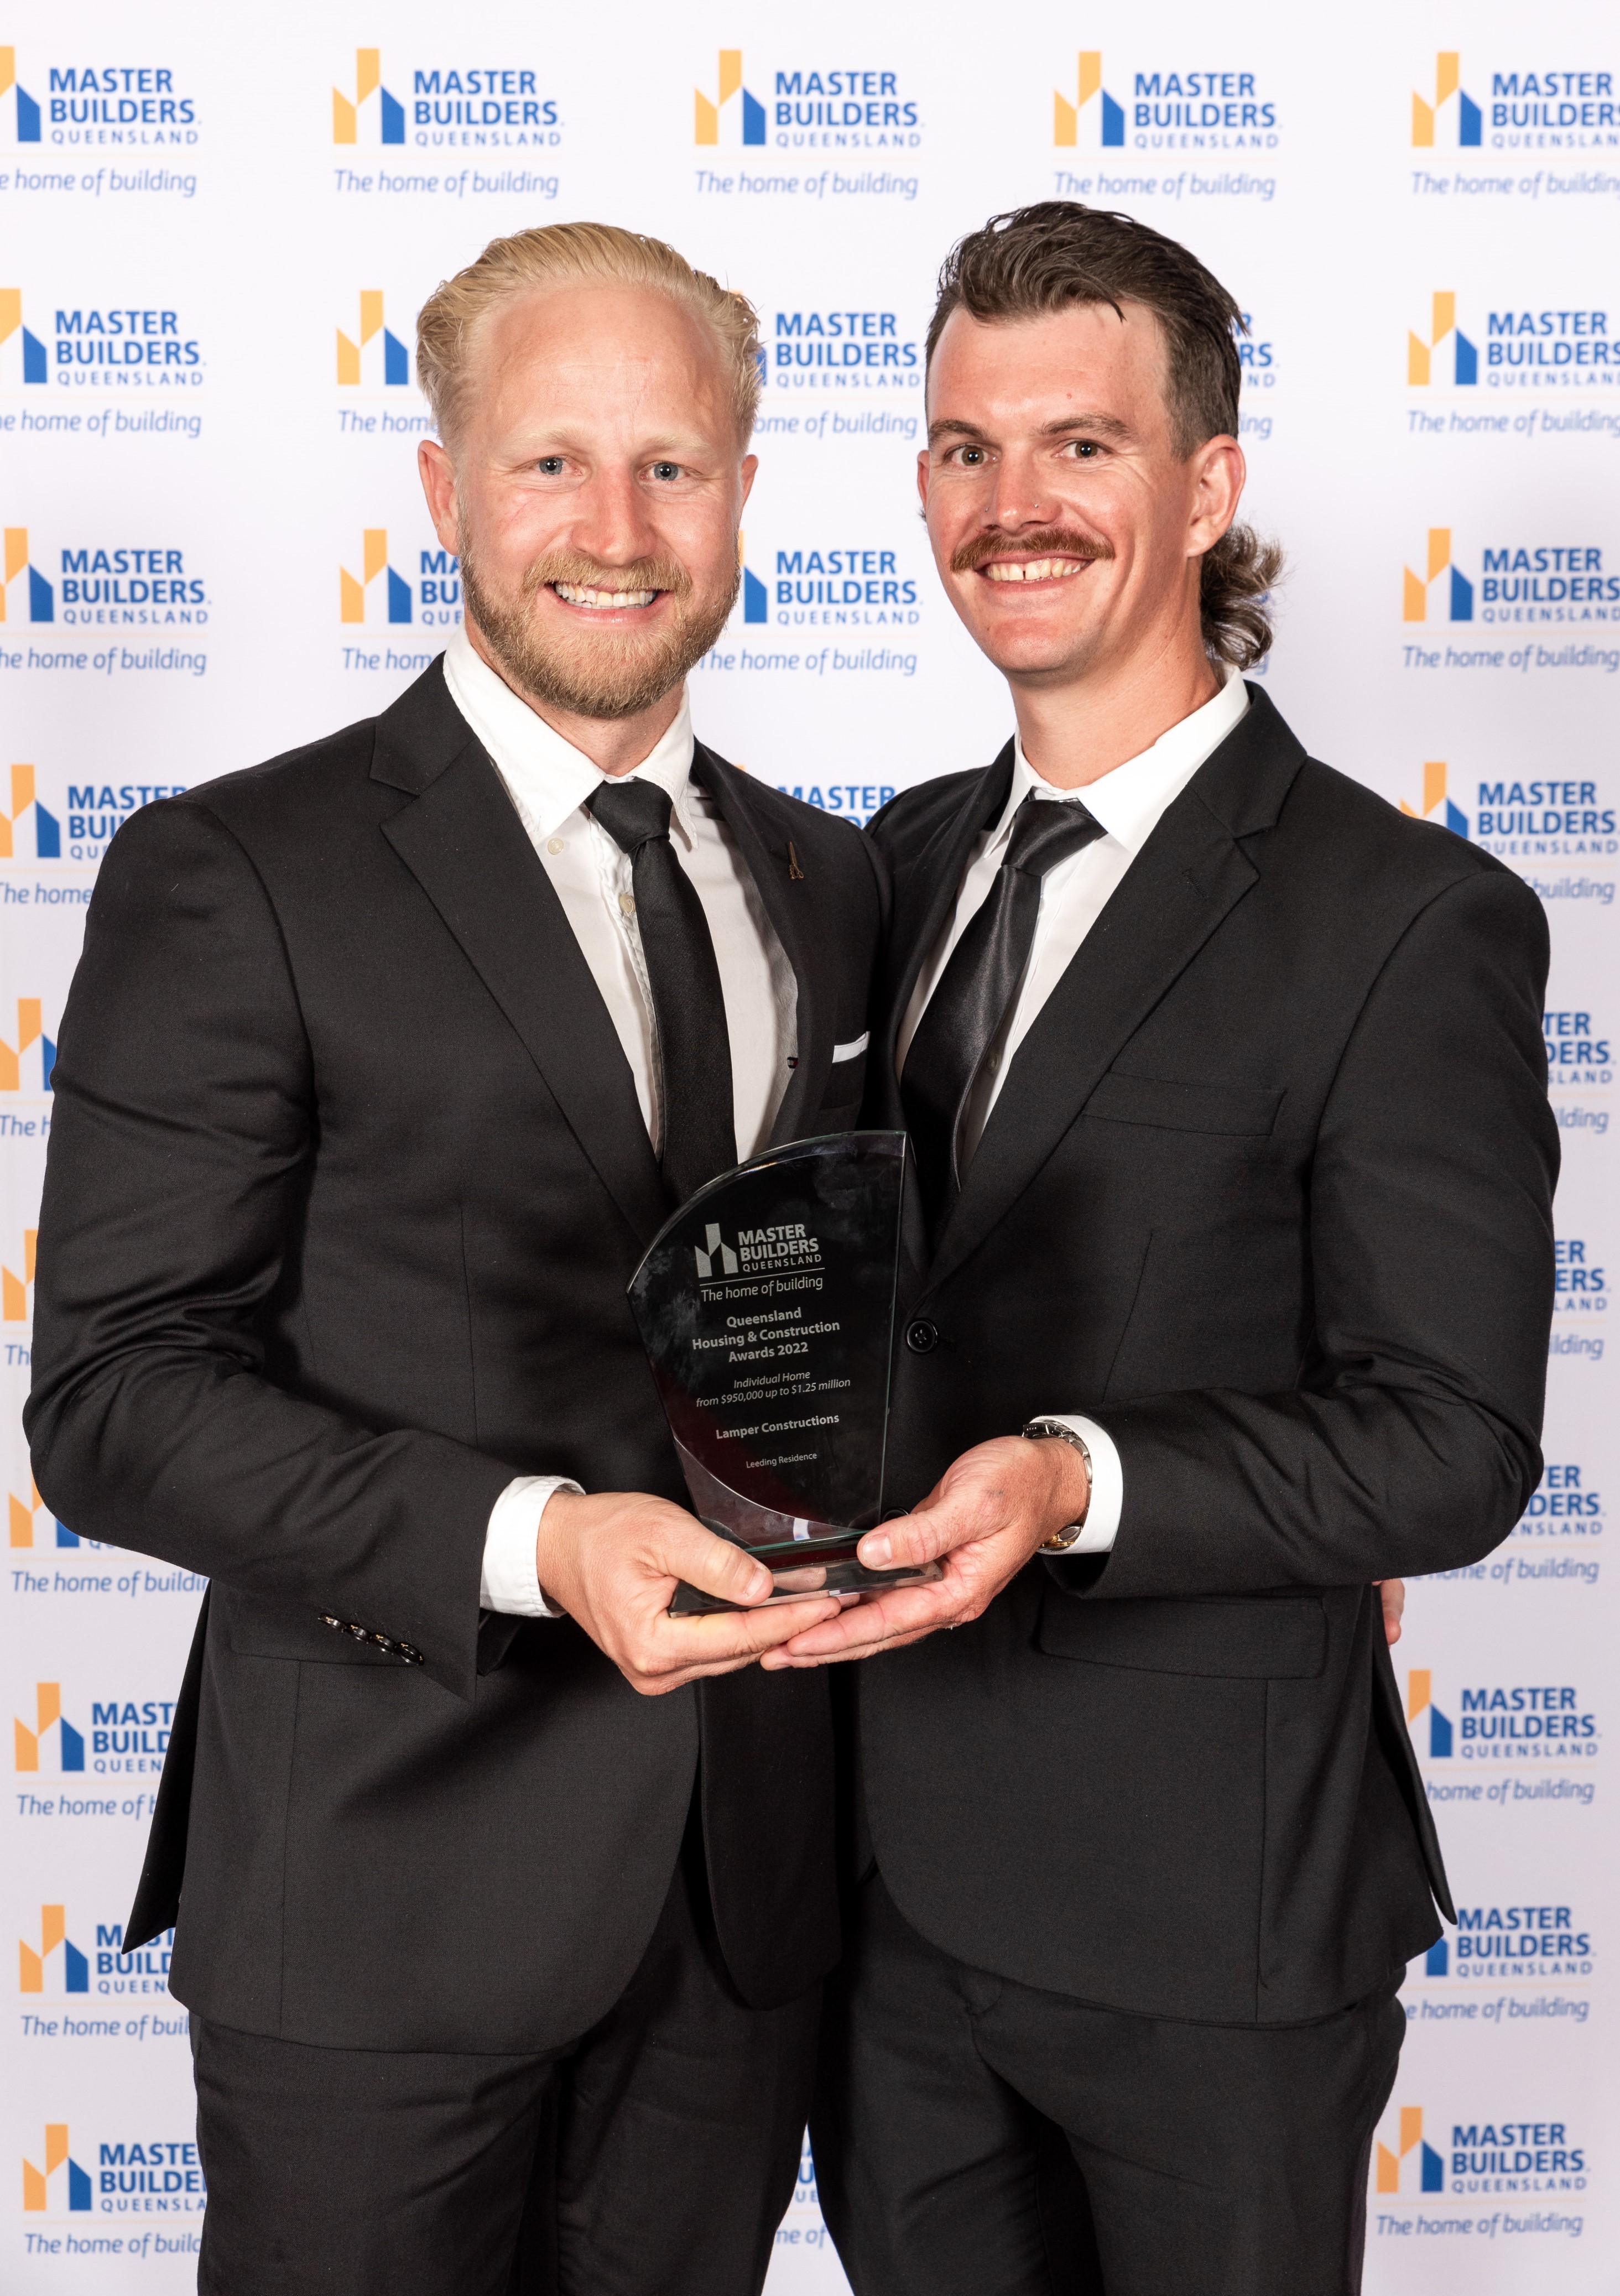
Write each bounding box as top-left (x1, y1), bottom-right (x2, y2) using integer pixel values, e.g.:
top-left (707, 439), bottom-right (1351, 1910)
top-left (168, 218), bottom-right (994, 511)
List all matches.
top-left (1041, 1416), bottom-right (1123, 1554)
top-left (480, 1476), bottom-right (582, 1617)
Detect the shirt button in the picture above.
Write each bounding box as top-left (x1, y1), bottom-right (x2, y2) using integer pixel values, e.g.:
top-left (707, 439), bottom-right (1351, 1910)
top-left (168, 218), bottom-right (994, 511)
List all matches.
top-left (546, 837), bottom-right (564, 855)
top-left (904, 1318), bottom-right (939, 1355)
top-left (618, 892), bottom-right (636, 917)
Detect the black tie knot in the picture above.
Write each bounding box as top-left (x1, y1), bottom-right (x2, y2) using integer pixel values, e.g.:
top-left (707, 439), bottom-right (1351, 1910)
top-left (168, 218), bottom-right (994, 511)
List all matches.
top-left (588, 777), bottom-right (673, 855)
top-left (1003, 791), bottom-right (1103, 878)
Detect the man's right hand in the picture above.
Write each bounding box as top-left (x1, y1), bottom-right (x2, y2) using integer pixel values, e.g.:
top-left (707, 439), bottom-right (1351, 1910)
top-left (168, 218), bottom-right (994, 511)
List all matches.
top-left (534, 1488), bottom-right (845, 1696)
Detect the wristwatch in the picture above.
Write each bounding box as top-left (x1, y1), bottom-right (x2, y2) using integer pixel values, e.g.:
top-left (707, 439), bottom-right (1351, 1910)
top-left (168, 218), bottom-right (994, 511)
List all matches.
top-left (1020, 1418), bottom-right (1093, 1551)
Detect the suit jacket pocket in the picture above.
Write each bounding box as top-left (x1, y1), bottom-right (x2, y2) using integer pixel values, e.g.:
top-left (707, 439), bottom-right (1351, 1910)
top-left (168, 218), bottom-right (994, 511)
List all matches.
top-left (222, 1587), bottom-right (412, 1667)
top-left (1036, 1590), bottom-right (1327, 1679)
top-left (1084, 1070), bottom-right (1282, 1137)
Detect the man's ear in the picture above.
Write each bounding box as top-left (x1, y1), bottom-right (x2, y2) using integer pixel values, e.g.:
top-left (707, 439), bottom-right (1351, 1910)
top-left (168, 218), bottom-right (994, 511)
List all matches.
top-left (418, 439), bottom-right (461, 555)
top-left (1186, 433), bottom-right (1245, 558)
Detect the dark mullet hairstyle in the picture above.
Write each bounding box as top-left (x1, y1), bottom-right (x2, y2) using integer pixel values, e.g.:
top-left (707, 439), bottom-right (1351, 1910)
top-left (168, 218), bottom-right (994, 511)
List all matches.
top-left (926, 201), bottom-right (1283, 669)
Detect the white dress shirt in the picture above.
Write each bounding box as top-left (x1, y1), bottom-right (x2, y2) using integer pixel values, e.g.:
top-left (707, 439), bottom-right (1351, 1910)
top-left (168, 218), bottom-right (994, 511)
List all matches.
top-left (441, 626), bottom-right (798, 1615)
top-left (898, 668), bottom-right (1251, 1555)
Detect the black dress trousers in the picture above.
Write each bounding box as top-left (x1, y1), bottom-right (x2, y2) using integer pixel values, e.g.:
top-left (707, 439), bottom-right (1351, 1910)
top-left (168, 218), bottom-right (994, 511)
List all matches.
top-left (813, 1873), bottom-right (1405, 2296)
top-left (191, 1814), bottom-right (819, 2296)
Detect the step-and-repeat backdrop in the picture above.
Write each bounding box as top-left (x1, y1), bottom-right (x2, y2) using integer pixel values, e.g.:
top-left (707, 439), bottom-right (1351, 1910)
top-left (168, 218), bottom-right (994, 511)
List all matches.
top-left (2, 0), bottom-right (1614, 2287)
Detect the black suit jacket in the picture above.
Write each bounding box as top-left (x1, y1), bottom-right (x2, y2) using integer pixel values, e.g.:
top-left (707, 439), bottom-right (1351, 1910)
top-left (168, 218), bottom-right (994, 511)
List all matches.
top-left (25, 660), bottom-right (886, 2054)
top-left (856, 686), bottom-right (1558, 2025)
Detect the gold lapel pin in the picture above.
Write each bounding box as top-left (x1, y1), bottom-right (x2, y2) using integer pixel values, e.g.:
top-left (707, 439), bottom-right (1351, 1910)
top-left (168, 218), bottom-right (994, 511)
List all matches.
top-left (787, 842), bottom-right (805, 881)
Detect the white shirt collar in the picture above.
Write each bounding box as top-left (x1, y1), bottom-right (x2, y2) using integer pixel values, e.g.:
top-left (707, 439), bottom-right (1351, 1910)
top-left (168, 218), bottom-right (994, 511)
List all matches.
top-left (1000, 665), bottom-right (1250, 858)
top-left (441, 623), bottom-right (699, 844)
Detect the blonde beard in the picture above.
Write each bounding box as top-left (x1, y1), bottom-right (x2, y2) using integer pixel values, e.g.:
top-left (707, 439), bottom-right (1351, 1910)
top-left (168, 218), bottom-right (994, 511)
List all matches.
top-left (459, 540), bottom-right (741, 722)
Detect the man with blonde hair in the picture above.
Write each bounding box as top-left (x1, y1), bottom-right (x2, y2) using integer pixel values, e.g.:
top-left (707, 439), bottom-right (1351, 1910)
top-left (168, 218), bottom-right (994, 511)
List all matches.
top-left (28, 222), bottom-right (885, 2294)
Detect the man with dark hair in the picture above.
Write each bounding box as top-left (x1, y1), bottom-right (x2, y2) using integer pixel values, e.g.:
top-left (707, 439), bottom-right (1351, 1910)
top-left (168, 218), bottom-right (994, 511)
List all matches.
top-left (770, 204), bottom-right (1558, 2292)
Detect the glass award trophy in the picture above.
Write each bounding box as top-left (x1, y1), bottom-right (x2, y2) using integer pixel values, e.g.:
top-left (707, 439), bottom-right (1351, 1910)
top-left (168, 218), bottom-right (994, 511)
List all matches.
top-left (628, 1131), bottom-right (941, 1616)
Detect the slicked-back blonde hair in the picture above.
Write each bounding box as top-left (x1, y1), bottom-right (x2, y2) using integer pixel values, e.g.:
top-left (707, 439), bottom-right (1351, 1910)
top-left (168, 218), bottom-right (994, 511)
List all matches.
top-left (416, 221), bottom-right (763, 451)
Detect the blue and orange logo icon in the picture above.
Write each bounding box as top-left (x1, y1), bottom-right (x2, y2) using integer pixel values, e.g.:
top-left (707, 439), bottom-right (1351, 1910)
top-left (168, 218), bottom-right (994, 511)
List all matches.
top-left (738, 533), bottom-right (768, 624)
top-left (20, 1905), bottom-right (87, 1995)
top-left (1403, 529), bottom-right (1472, 623)
top-left (0, 765), bottom-right (61, 858)
top-left (1412, 53), bottom-right (1480, 147)
top-left (696, 51), bottom-right (764, 145)
top-left (23, 2124), bottom-right (91, 2212)
top-left (1409, 294), bottom-right (1476, 387)
top-left (334, 48), bottom-right (403, 145)
top-left (1376, 2106), bottom-right (1445, 2195)
top-left (337, 291), bottom-right (410, 388)
top-left (2, 529), bottom-right (53, 623)
top-left (3, 1222), bottom-right (35, 1320)
top-left (0, 48), bottom-right (40, 142)
top-left (15, 1682), bottom-right (83, 1773)
top-left (1408, 1669), bottom-right (1453, 1758)
top-left (0, 289), bottom-right (45, 384)
top-left (0, 997), bottom-right (55, 1091)
top-left (10, 1478), bottom-right (75, 1550)
top-left (1055, 53), bottom-right (1122, 147)
top-left (340, 530), bottom-right (411, 625)
top-left (1400, 764), bottom-right (1467, 838)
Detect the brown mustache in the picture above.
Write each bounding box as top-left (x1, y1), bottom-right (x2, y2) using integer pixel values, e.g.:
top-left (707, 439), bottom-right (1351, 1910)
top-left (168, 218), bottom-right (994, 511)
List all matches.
top-left (521, 549), bottom-right (693, 600)
top-left (949, 527), bottom-right (1114, 575)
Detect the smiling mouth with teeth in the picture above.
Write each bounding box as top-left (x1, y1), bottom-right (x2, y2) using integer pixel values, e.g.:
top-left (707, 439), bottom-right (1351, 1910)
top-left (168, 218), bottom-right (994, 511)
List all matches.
top-left (551, 581), bottom-right (660, 610)
top-left (980, 557), bottom-right (1090, 583)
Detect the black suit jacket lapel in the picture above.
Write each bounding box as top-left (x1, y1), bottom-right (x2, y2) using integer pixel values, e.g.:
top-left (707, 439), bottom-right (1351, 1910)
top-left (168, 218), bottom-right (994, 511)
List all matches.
top-left (923, 688), bottom-right (1306, 1300)
top-left (372, 663), bottom-right (667, 1248)
top-left (692, 743), bottom-right (827, 1148)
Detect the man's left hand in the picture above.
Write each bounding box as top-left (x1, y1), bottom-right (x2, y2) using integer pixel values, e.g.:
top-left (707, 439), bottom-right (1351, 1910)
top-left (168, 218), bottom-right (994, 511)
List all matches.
top-left (762, 1434), bottom-right (1085, 1670)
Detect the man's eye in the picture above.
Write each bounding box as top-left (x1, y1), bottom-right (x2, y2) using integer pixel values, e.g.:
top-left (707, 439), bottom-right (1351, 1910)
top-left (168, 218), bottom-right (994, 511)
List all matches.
top-left (650, 461), bottom-right (683, 481)
top-left (1069, 441), bottom-right (1100, 459)
top-left (535, 456), bottom-right (566, 476)
top-left (954, 446), bottom-right (987, 466)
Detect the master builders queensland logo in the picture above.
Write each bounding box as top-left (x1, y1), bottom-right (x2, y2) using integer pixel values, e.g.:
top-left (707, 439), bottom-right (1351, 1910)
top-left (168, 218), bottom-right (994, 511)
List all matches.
top-left (1420, 1898), bottom-right (1593, 1982)
top-left (1407, 1667), bottom-right (1599, 1766)
top-left (1402, 527), bottom-right (1620, 626)
top-left (19, 1904), bottom-right (174, 1997)
top-left (0, 47), bottom-right (199, 145)
top-left (23, 2119), bottom-right (205, 2217)
top-left (1399, 761), bottom-right (1617, 858)
top-left (695, 48), bottom-right (920, 149)
top-left (1376, 2101), bottom-right (1588, 2199)
top-left (332, 46), bottom-right (559, 149)
top-left (1409, 291), bottom-right (1617, 389)
top-left (1054, 49), bottom-right (1278, 149)
top-left (737, 533), bottom-right (921, 628)
top-left (6, 528), bottom-right (207, 628)
top-left (338, 528), bottom-right (460, 627)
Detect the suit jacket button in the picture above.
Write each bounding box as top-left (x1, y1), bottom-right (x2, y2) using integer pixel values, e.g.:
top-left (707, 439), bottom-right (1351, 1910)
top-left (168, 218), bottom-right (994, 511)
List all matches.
top-left (904, 1318), bottom-right (938, 1355)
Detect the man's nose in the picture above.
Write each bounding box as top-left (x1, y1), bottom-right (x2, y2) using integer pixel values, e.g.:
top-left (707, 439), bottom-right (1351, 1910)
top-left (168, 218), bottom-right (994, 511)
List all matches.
top-left (984, 445), bottom-right (1058, 532)
top-left (567, 464), bottom-right (663, 566)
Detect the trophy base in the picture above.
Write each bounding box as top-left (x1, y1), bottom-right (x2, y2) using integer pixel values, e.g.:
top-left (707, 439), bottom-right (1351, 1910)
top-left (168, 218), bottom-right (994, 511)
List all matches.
top-left (669, 1530), bottom-right (943, 1617)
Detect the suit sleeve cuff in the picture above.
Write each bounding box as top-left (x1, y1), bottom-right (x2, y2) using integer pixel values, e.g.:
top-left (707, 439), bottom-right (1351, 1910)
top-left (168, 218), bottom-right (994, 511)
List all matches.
top-left (1041, 1415), bottom-right (1123, 1553)
top-left (481, 1476), bottom-right (582, 1617)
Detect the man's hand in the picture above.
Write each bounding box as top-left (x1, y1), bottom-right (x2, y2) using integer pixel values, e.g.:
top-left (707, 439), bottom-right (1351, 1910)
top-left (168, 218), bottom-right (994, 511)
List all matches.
top-left (763, 1434), bottom-right (1088, 1671)
top-left (1377, 1579), bottom-right (1405, 1646)
top-left (536, 1489), bottom-right (843, 1696)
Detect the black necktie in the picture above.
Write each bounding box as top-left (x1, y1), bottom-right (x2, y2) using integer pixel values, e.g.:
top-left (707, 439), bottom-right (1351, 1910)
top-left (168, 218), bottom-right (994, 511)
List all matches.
top-left (902, 793), bottom-right (1103, 1236)
top-left (587, 778), bottom-right (736, 1206)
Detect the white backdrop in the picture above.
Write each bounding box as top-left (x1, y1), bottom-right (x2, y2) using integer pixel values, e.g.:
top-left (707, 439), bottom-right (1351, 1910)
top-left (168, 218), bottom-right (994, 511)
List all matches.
top-left (3, 1), bottom-right (1615, 2287)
